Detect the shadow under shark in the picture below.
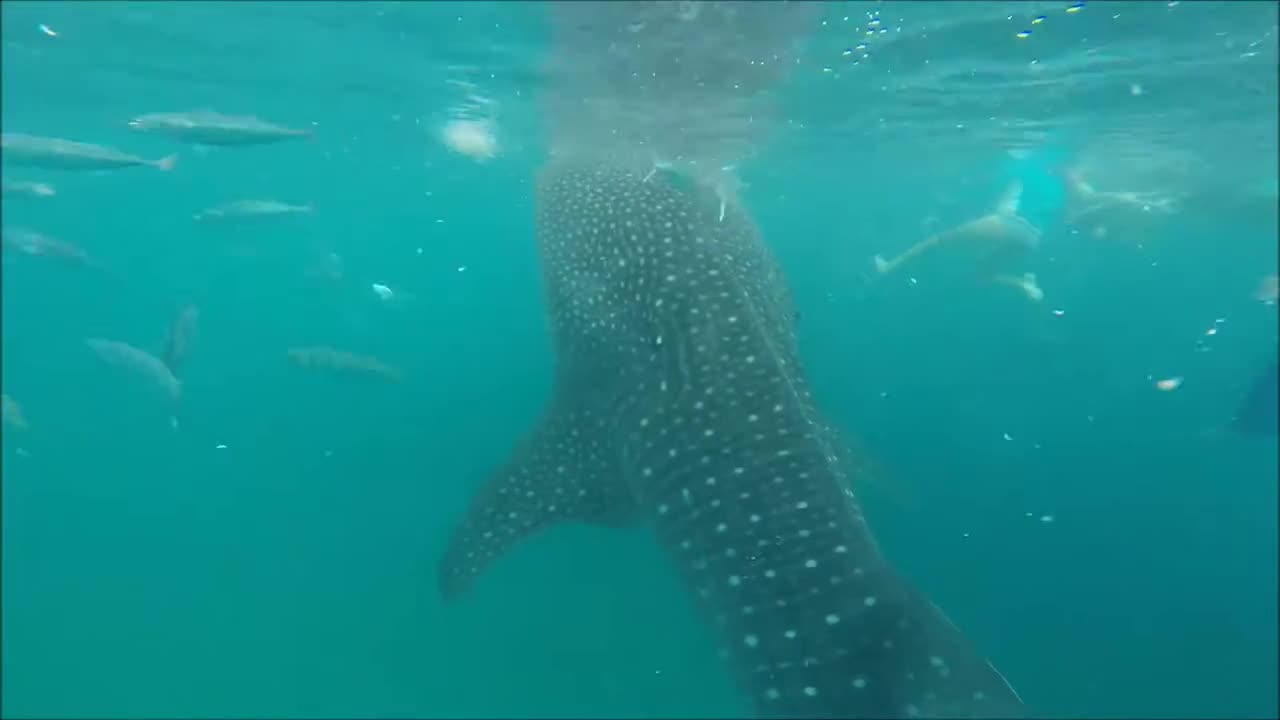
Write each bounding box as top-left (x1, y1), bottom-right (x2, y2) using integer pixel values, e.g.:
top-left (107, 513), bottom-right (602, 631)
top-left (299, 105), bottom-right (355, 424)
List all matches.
top-left (438, 160), bottom-right (1026, 719)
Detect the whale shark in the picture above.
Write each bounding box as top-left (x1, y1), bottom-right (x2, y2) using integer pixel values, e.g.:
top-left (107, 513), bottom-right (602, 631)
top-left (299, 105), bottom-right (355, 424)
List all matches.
top-left (438, 159), bottom-right (1026, 719)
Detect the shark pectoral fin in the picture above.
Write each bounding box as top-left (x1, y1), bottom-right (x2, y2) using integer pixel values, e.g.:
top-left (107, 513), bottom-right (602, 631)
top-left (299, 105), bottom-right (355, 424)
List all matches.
top-left (437, 405), bottom-right (633, 600)
top-left (903, 588), bottom-right (1026, 719)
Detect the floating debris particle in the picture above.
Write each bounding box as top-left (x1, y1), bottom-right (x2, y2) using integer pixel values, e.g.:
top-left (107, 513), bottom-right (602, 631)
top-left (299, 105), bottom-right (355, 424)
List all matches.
top-left (1155, 376), bottom-right (1183, 392)
top-left (441, 118), bottom-right (498, 161)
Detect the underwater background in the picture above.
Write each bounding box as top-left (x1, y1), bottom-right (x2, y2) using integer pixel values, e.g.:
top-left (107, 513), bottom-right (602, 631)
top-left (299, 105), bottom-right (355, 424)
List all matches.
top-left (2, 2), bottom-right (1276, 718)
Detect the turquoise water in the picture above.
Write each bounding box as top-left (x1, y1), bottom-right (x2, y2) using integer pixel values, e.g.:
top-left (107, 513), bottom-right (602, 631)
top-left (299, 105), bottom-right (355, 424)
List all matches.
top-left (2, 2), bottom-right (1277, 718)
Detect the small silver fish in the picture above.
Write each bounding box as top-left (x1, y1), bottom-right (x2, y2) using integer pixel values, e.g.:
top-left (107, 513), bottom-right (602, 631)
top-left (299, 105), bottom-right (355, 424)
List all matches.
top-left (1, 179), bottom-right (56, 198)
top-left (85, 338), bottom-right (182, 400)
top-left (161, 304), bottom-right (199, 376)
top-left (1, 226), bottom-right (98, 269)
top-left (193, 199), bottom-right (314, 222)
top-left (287, 346), bottom-right (403, 383)
top-left (128, 110), bottom-right (312, 146)
top-left (1, 133), bottom-right (176, 172)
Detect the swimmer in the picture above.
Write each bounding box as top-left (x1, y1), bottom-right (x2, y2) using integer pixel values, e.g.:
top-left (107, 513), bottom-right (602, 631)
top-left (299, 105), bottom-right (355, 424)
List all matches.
top-left (1061, 166), bottom-right (1178, 240)
top-left (873, 144), bottom-right (1066, 302)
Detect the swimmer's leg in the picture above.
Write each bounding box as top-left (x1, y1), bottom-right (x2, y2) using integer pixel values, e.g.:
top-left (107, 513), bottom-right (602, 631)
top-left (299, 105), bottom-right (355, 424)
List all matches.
top-left (875, 178), bottom-right (1031, 276)
top-left (990, 272), bottom-right (1044, 302)
top-left (873, 228), bottom-right (954, 275)
top-left (972, 223), bottom-right (1042, 302)
top-left (876, 211), bottom-right (1016, 276)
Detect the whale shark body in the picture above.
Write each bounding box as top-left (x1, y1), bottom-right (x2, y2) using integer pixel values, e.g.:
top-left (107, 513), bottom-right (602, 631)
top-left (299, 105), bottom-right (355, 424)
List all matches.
top-left (438, 159), bottom-right (1025, 719)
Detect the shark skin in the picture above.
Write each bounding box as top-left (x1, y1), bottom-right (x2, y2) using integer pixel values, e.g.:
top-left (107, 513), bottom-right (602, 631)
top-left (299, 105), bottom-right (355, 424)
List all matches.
top-left (438, 159), bottom-right (1026, 719)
